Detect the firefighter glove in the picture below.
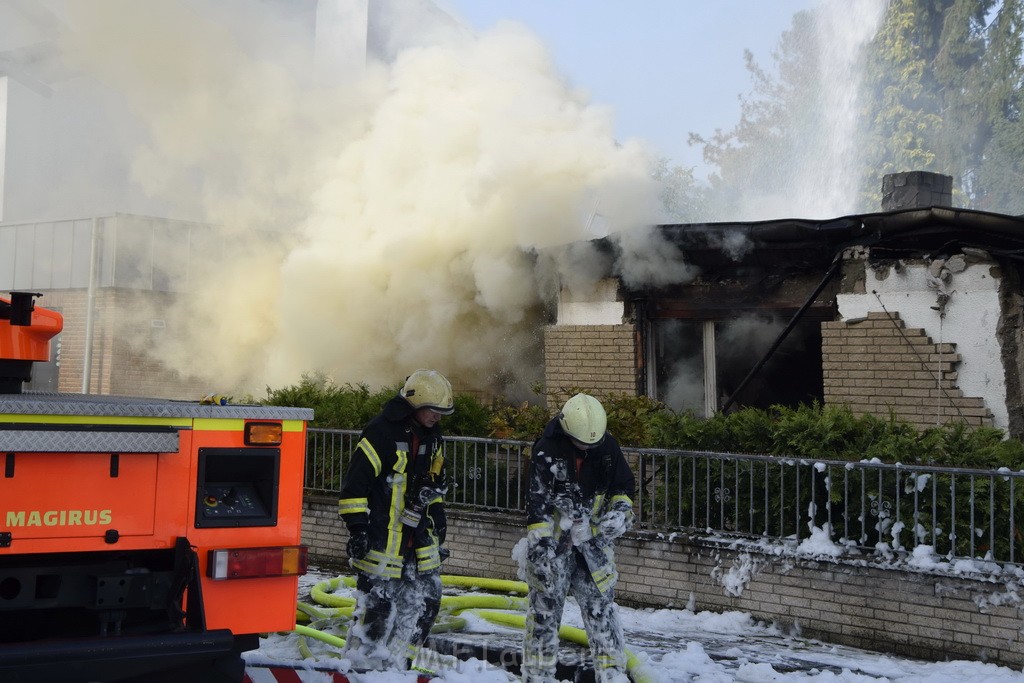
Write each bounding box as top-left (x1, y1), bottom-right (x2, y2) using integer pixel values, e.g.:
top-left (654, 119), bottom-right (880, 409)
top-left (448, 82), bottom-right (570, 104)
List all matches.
top-left (401, 475), bottom-right (447, 527)
top-left (346, 525), bottom-right (369, 561)
top-left (597, 508), bottom-right (631, 540)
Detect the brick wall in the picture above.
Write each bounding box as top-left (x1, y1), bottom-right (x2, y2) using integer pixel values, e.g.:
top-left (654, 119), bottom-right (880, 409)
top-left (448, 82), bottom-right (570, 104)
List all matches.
top-left (29, 289), bottom-right (90, 393)
top-left (302, 495), bottom-right (525, 580)
top-left (104, 289), bottom-right (208, 399)
top-left (302, 498), bottom-right (1024, 668)
top-left (29, 288), bottom-right (208, 399)
top-left (881, 171), bottom-right (953, 210)
top-left (822, 311), bottom-right (993, 428)
top-left (543, 324), bottom-right (637, 407)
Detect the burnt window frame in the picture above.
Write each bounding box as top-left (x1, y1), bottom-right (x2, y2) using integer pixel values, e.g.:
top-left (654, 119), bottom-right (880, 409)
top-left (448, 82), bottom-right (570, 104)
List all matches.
top-left (643, 303), bottom-right (834, 416)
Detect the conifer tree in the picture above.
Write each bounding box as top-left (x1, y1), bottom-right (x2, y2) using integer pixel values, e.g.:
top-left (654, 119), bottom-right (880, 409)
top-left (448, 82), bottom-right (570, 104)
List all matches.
top-left (852, 0), bottom-right (949, 206)
top-left (695, 0), bottom-right (1024, 215)
top-left (972, 0), bottom-right (1024, 212)
top-left (688, 10), bottom-right (822, 217)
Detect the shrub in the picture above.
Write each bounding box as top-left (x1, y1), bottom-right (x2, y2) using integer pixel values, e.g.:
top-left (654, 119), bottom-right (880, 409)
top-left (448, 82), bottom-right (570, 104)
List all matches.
top-left (263, 373), bottom-right (393, 430)
top-left (487, 401), bottom-right (550, 441)
top-left (444, 394), bottom-right (492, 437)
top-left (602, 393), bottom-right (666, 446)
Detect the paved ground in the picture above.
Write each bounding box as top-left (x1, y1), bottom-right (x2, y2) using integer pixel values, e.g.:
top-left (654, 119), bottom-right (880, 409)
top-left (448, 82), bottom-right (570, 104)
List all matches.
top-left (427, 616), bottom-right (917, 681)
top-left (290, 570), bottom-right (1023, 682)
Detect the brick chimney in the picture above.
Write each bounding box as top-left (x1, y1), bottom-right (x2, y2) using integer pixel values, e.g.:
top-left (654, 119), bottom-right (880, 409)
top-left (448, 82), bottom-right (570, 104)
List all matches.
top-left (881, 171), bottom-right (952, 210)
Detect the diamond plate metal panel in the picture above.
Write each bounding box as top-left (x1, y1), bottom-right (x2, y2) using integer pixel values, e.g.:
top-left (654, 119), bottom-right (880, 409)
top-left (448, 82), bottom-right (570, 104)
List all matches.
top-left (0, 429), bottom-right (179, 453)
top-left (0, 392), bottom-right (313, 421)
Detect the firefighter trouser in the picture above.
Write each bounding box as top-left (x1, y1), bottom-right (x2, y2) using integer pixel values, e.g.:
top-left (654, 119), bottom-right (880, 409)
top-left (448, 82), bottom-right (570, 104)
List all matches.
top-left (522, 547), bottom-right (627, 683)
top-left (343, 566), bottom-right (442, 670)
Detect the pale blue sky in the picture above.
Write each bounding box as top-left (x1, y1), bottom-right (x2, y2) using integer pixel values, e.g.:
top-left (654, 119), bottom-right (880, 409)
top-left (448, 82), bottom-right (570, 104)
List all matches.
top-left (440, 1), bottom-right (818, 176)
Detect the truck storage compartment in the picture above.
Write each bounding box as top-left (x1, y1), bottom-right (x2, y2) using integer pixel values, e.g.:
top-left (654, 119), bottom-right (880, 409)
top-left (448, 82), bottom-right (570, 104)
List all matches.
top-left (0, 449), bottom-right (161, 543)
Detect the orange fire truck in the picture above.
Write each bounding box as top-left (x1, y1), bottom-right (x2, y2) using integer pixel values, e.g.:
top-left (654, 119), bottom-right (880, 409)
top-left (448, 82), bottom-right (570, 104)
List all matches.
top-left (0, 292), bottom-right (313, 683)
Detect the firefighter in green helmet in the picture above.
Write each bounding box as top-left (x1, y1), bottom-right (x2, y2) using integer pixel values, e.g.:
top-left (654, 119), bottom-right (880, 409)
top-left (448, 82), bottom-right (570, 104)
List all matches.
top-left (520, 392), bottom-right (636, 683)
top-left (337, 369), bottom-right (454, 671)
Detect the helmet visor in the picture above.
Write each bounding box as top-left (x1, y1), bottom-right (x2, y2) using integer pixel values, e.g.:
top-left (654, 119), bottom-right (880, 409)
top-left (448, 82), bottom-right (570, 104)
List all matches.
top-left (570, 434), bottom-right (605, 450)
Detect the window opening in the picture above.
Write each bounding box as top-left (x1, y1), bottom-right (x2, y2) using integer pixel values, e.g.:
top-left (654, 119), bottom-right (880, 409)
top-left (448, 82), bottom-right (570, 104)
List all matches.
top-left (650, 314), bottom-right (823, 415)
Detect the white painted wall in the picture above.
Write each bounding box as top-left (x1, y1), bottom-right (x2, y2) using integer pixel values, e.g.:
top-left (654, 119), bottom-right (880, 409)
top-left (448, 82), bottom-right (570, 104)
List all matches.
top-left (837, 260), bottom-right (1008, 431)
top-left (556, 278), bottom-right (624, 326)
top-left (0, 76), bottom-right (6, 221)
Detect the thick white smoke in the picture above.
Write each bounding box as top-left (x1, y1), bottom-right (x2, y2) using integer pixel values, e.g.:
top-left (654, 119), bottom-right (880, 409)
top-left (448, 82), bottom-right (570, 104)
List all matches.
top-left (51, 0), bottom-right (667, 394)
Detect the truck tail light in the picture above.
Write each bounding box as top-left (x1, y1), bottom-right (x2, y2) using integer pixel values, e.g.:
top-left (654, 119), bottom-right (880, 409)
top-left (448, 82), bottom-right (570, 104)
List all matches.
top-left (208, 545), bottom-right (308, 580)
top-left (245, 421), bottom-right (283, 445)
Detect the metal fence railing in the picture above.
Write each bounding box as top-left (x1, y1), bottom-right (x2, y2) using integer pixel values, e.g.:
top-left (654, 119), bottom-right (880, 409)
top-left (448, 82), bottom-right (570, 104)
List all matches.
top-left (305, 429), bottom-right (532, 513)
top-left (305, 429), bottom-right (1024, 567)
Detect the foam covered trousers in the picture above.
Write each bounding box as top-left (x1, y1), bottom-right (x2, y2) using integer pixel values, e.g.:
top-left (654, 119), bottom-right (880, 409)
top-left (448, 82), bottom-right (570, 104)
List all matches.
top-left (522, 546), bottom-right (627, 683)
top-left (342, 567), bottom-right (442, 670)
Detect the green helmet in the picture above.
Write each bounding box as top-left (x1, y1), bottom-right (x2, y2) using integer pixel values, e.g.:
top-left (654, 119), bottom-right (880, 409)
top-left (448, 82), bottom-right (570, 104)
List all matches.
top-left (400, 370), bottom-right (454, 415)
top-left (558, 393), bottom-right (606, 445)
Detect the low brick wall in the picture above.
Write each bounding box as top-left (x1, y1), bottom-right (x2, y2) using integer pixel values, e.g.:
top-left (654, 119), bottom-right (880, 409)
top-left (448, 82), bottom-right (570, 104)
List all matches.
top-left (303, 496), bottom-right (1024, 668)
top-left (302, 495), bottom-right (523, 578)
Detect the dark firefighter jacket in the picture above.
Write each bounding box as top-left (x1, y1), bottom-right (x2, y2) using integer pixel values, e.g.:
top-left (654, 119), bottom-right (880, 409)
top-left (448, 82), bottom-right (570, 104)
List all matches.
top-left (338, 395), bottom-right (446, 578)
top-left (526, 417), bottom-right (635, 592)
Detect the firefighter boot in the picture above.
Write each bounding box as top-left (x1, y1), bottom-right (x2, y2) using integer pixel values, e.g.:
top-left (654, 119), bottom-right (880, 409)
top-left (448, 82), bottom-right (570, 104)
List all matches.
top-left (595, 666), bottom-right (630, 683)
top-left (519, 666), bottom-right (560, 683)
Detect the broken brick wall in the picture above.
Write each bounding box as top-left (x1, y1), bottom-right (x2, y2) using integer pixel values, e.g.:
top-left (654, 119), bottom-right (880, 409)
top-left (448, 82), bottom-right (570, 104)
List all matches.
top-left (822, 312), bottom-right (993, 429)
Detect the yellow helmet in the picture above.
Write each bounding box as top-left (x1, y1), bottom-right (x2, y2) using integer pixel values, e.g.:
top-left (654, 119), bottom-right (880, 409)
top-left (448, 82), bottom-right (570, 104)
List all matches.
top-left (400, 370), bottom-right (454, 415)
top-left (558, 393), bottom-right (606, 445)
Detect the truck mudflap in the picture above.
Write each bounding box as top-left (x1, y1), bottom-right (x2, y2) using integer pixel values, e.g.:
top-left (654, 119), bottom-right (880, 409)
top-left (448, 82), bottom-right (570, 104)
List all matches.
top-left (0, 629), bottom-right (256, 683)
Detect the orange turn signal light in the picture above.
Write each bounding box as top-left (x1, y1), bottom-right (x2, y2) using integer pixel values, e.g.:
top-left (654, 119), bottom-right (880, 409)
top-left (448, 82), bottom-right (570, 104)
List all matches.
top-left (245, 421), bottom-right (282, 446)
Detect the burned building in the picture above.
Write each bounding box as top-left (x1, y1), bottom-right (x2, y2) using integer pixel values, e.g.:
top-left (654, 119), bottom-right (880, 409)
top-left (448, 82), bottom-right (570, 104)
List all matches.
top-left (543, 171), bottom-right (1024, 438)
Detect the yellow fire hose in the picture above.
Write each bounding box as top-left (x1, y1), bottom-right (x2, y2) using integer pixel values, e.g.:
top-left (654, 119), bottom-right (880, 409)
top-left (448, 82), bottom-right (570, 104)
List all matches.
top-left (470, 609), bottom-right (651, 681)
top-left (289, 573), bottom-right (655, 683)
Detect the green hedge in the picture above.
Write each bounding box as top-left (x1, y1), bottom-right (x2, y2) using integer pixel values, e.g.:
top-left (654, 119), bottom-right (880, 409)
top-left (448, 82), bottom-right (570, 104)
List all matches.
top-left (261, 376), bottom-right (1024, 469)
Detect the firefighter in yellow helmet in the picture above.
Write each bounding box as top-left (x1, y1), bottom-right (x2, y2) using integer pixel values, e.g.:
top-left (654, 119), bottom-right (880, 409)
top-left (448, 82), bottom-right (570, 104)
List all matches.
top-left (520, 393), bottom-right (636, 683)
top-left (338, 370), bottom-right (454, 671)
